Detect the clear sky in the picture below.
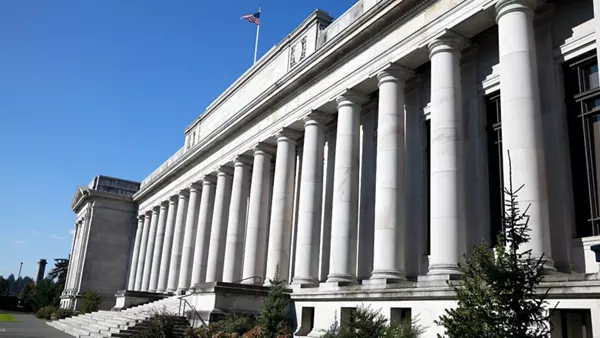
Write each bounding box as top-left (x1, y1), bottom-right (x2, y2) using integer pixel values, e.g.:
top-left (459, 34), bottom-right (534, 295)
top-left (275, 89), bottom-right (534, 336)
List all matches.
top-left (0, 0), bottom-right (354, 279)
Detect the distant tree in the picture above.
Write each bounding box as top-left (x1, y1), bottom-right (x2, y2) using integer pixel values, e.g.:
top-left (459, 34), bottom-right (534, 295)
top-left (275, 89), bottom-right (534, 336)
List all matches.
top-left (436, 154), bottom-right (552, 337)
top-left (47, 258), bottom-right (69, 286)
top-left (19, 279), bottom-right (62, 312)
top-left (0, 276), bottom-right (9, 296)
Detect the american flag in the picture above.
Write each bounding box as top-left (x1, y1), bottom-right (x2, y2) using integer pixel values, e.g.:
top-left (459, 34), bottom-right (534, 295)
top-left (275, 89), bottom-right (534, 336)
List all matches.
top-left (241, 12), bottom-right (260, 25)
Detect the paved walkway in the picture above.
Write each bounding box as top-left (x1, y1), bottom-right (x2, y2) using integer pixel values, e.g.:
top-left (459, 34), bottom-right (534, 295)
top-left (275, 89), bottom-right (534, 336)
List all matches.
top-left (0, 313), bottom-right (72, 338)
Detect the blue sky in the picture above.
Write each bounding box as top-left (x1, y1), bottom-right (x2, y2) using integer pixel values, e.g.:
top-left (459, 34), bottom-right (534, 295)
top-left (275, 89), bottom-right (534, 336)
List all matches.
top-left (0, 0), bottom-right (353, 279)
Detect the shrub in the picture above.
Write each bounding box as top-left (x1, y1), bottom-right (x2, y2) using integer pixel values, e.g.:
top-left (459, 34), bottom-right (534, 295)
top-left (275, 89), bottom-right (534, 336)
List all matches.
top-left (35, 305), bottom-right (58, 320)
top-left (80, 291), bottom-right (102, 314)
top-left (51, 307), bottom-right (75, 320)
top-left (257, 266), bottom-right (291, 337)
top-left (187, 315), bottom-right (257, 338)
top-left (131, 312), bottom-right (180, 338)
top-left (321, 306), bottom-right (425, 338)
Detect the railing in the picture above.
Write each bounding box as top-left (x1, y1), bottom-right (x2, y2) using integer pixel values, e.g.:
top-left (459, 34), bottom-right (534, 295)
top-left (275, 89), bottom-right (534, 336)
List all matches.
top-left (178, 294), bottom-right (206, 327)
top-left (233, 276), bottom-right (262, 284)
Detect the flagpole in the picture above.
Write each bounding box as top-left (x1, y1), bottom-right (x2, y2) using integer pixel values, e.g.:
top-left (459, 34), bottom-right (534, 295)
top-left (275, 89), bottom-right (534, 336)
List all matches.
top-left (253, 7), bottom-right (261, 64)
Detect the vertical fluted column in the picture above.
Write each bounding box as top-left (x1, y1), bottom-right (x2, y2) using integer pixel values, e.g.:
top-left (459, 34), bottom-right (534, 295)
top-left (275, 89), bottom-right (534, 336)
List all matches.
top-left (427, 34), bottom-right (467, 276)
top-left (134, 212), bottom-right (152, 290)
top-left (223, 158), bottom-right (252, 283)
top-left (157, 196), bottom-right (178, 293)
top-left (327, 91), bottom-right (366, 284)
top-left (190, 176), bottom-right (216, 288)
top-left (167, 190), bottom-right (189, 293)
top-left (127, 216), bottom-right (145, 290)
top-left (292, 113), bottom-right (330, 286)
top-left (496, 0), bottom-right (554, 269)
top-left (149, 202), bottom-right (169, 292)
top-left (177, 183), bottom-right (202, 293)
top-left (205, 168), bottom-right (234, 282)
top-left (65, 222), bottom-right (81, 294)
top-left (141, 207), bottom-right (160, 291)
top-left (242, 144), bottom-right (275, 284)
top-left (265, 129), bottom-right (300, 283)
top-left (371, 65), bottom-right (413, 281)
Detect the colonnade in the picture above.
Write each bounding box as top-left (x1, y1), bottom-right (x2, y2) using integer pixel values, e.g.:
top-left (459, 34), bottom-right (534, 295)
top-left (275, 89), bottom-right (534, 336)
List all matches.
top-left (126, 0), bottom-right (555, 293)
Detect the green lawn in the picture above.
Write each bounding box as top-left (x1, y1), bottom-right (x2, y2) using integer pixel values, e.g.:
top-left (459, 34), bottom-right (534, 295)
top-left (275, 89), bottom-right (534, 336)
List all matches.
top-left (0, 313), bottom-right (18, 322)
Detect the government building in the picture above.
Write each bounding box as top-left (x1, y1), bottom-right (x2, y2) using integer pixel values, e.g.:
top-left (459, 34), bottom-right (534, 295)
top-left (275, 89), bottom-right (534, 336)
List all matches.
top-left (53, 0), bottom-right (600, 336)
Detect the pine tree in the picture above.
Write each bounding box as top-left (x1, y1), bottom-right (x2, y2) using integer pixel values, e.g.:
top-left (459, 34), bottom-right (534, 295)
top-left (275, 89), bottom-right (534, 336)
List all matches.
top-left (436, 153), bottom-right (552, 337)
top-left (258, 265), bottom-right (291, 337)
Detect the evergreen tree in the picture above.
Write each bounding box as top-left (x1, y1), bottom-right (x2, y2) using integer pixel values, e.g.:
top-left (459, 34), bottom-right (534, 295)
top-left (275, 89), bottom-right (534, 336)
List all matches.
top-left (47, 258), bottom-right (69, 286)
top-left (258, 265), bottom-right (291, 337)
top-left (436, 154), bottom-right (552, 337)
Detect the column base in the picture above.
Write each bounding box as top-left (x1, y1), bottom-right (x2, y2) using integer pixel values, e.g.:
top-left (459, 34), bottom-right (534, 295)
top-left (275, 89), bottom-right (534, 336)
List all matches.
top-left (370, 269), bottom-right (406, 281)
top-left (326, 273), bottom-right (357, 284)
top-left (176, 288), bottom-right (187, 295)
top-left (291, 276), bottom-right (320, 288)
top-left (427, 264), bottom-right (461, 276)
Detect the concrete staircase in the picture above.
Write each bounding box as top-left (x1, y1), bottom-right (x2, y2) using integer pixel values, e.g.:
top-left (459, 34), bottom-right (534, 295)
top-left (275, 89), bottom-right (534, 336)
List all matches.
top-left (47, 295), bottom-right (183, 338)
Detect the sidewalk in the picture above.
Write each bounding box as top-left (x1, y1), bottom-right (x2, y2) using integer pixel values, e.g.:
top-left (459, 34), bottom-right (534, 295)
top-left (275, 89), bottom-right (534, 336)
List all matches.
top-left (0, 313), bottom-right (72, 338)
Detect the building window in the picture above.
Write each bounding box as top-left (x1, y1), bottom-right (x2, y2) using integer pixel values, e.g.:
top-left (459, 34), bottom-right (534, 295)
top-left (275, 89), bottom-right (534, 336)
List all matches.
top-left (486, 93), bottom-right (504, 246)
top-left (565, 53), bottom-right (600, 238)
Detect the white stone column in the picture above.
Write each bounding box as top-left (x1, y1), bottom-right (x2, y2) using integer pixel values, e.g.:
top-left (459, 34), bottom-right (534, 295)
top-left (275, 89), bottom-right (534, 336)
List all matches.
top-left (327, 91), bottom-right (366, 284)
top-left (292, 113), bottom-right (329, 286)
top-left (141, 207), bottom-right (160, 291)
top-left (127, 216), bottom-right (145, 290)
top-left (177, 183), bottom-right (202, 292)
top-left (134, 211), bottom-right (152, 290)
top-left (222, 158), bottom-right (252, 283)
top-left (496, 0), bottom-right (554, 269)
top-left (427, 34), bottom-right (467, 276)
top-left (157, 196), bottom-right (178, 293)
top-left (149, 201), bottom-right (169, 292)
top-left (65, 222), bottom-right (81, 293)
top-left (190, 176), bottom-right (216, 288)
top-left (205, 168), bottom-right (233, 282)
top-left (167, 190), bottom-right (189, 293)
top-left (370, 65), bottom-right (413, 281)
top-left (242, 144), bottom-right (274, 284)
top-left (265, 129), bottom-right (300, 283)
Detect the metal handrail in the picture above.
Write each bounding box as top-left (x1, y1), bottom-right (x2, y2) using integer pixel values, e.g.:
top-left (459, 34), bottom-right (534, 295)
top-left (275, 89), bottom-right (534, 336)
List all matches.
top-left (178, 295), bottom-right (207, 327)
top-left (233, 276), bottom-right (262, 284)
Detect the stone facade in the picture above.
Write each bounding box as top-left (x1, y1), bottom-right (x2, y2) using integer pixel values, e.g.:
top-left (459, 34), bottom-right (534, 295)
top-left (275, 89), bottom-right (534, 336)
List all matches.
top-left (63, 0), bottom-right (600, 336)
top-left (61, 176), bottom-right (140, 311)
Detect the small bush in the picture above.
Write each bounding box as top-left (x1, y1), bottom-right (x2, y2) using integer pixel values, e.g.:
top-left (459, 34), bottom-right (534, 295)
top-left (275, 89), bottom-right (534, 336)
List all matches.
top-left (131, 312), bottom-right (180, 338)
top-left (35, 305), bottom-right (58, 320)
top-left (187, 315), bottom-right (256, 338)
top-left (50, 307), bottom-right (75, 320)
top-left (80, 291), bottom-right (102, 314)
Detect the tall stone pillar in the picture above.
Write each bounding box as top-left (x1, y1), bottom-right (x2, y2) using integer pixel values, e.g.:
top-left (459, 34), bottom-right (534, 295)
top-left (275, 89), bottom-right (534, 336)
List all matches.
top-left (167, 190), bottom-right (189, 293)
top-left (327, 91), bottom-right (366, 284)
top-left (134, 211), bottom-right (152, 290)
top-left (141, 207), bottom-right (160, 291)
top-left (205, 168), bottom-right (234, 282)
top-left (265, 129), bottom-right (300, 283)
top-left (127, 215), bottom-right (144, 290)
top-left (157, 196), bottom-right (178, 293)
top-left (242, 144), bottom-right (274, 284)
top-left (64, 223), bottom-right (80, 294)
top-left (371, 65), bottom-right (413, 281)
top-left (190, 177), bottom-right (216, 288)
top-left (496, 0), bottom-right (554, 269)
top-left (292, 113), bottom-right (329, 286)
top-left (427, 34), bottom-right (467, 276)
top-left (177, 183), bottom-right (202, 293)
top-left (149, 201), bottom-right (169, 292)
top-left (222, 158), bottom-right (252, 283)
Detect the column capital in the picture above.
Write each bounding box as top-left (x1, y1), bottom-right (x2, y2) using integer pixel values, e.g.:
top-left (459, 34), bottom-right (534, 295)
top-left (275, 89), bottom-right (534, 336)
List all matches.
top-left (137, 214), bottom-right (145, 222)
top-left (216, 166), bottom-right (235, 177)
top-left (145, 209), bottom-right (153, 216)
top-left (189, 181), bottom-right (203, 192)
top-left (252, 142), bottom-right (277, 156)
top-left (427, 30), bottom-right (471, 59)
top-left (335, 89), bottom-right (368, 108)
top-left (201, 174), bottom-right (217, 185)
top-left (168, 194), bottom-right (179, 203)
top-left (303, 110), bottom-right (333, 127)
top-left (178, 189), bottom-right (190, 198)
top-left (233, 155), bottom-right (253, 168)
top-left (495, 0), bottom-right (542, 21)
top-left (376, 63), bottom-right (414, 85)
top-left (160, 200), bottom-right (169, 209)
top-left (152, 205), bottom-right (161, 214)
top-left (275, 128), bottom-right (303, 143)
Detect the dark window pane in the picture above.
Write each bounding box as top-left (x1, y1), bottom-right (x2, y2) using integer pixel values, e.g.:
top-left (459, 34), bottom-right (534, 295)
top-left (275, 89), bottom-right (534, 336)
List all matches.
top-left (425, 119), bottom-right (431, 255)
top-left (486, 94), bottom-right (503, 245)
top-left (583, 63), bottom-right (599, 91)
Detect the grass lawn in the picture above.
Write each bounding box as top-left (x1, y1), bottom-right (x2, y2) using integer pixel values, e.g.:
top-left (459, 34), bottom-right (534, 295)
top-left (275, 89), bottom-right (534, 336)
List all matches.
top-left (0, 313), bottom-right (18, 322)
